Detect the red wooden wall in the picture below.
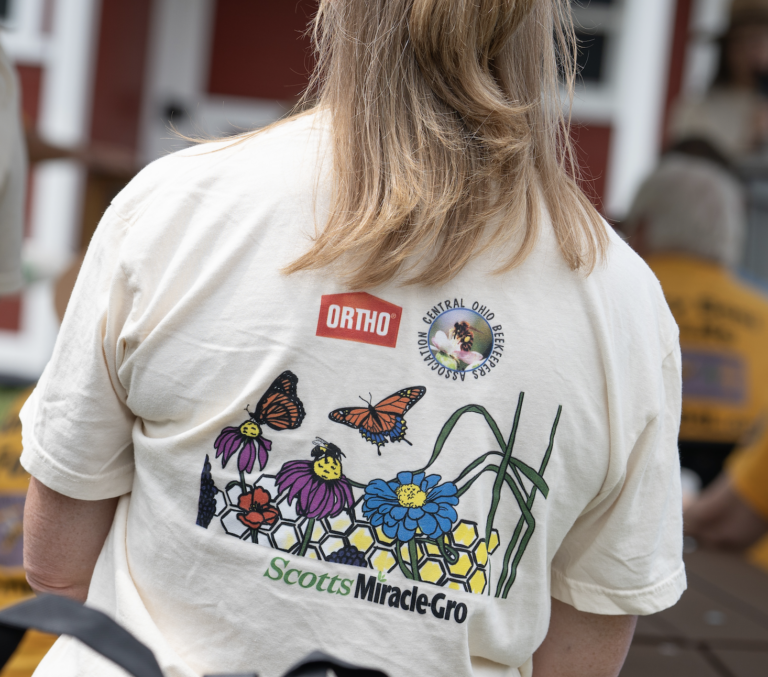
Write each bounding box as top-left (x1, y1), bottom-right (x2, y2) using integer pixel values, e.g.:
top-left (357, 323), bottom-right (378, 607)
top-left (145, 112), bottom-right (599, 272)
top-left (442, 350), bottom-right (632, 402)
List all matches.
top-left (208, 0), bottom-right (317, 100)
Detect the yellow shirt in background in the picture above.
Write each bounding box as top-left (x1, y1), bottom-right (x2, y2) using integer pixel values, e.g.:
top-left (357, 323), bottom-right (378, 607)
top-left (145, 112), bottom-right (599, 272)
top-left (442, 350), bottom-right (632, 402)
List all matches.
top-left (0, 390), bottom-right (56, 676)
top-left (648, 255), bottom-right (768, 571)
top-left (647, 255), bottom-right (768, 445)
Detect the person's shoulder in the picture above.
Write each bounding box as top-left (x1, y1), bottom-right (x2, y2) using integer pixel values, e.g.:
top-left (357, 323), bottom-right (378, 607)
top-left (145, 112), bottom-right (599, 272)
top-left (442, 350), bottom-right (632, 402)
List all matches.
top-left (589, 225), bottom-right (679, 350)
top-left (592, 223), bottom-right (662, 291)
top-left (109, 110), bottom-right (329, 225)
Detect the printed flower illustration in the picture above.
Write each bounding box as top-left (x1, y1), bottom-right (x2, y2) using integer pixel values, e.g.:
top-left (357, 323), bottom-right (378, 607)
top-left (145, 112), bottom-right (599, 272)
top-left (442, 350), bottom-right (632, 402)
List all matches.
top-left (236, 487), bottom-right (280, 530)
top-left (214, 420), bottom-right (273, 474)
top-left (195, 455), bottom-right (219, 529)
top-left (431, 329), bottom-right (484, 371)
top-left (327, 545), bottom-right (368, 568)
top-left (275, 439), bottom-right (354, 519)
top-left (363, 471), bottom-right (459, 542)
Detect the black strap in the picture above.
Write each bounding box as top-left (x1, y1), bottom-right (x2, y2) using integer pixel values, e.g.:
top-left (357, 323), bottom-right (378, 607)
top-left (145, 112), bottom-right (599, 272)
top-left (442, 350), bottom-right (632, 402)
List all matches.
top-left (0, 594), bottom-right (164, 677)
top-left (0, 596), bottom-right (388, 677)
top-left (280, 651), bottom-right (389, 677)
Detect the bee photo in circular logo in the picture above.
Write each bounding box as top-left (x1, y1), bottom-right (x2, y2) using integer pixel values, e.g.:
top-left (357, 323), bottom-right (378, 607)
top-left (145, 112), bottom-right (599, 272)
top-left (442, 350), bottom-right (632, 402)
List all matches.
top-left (429, 309), bottom-right (494, 372)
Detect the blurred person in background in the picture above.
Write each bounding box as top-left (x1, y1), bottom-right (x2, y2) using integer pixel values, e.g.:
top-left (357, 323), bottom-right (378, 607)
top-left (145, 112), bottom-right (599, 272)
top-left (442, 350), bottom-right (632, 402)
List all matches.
top-left (623, 147), bottom-right (768, 550)
top-left (20, 2), bottom-right (686, 677)
top-left (670, 0), bottom-right (768, 160)
top-left (0, 40), bottom-right (26, 298)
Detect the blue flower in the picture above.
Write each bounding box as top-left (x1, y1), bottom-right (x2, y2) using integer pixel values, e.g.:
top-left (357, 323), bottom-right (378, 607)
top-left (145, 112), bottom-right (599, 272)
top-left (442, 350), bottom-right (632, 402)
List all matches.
top-left (362, 471), bottom-right (459, 542)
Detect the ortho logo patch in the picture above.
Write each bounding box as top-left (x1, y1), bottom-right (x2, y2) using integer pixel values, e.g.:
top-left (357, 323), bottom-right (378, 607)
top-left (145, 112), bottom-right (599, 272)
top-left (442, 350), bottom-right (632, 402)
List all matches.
top-left (316, 292), bottom-right (402, 348)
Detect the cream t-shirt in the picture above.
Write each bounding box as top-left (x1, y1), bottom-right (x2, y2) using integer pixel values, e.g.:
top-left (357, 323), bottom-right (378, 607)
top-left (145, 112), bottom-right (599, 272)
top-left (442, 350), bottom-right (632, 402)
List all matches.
top-left (0, 42), bottom-right (26, 296)
top-left (21, 113), bottom-right (686, 677)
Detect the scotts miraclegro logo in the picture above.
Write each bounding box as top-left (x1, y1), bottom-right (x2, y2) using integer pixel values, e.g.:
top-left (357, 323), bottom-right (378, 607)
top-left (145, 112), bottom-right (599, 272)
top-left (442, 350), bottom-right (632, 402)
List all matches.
top-left (316, 293), bottom-right (402, 349)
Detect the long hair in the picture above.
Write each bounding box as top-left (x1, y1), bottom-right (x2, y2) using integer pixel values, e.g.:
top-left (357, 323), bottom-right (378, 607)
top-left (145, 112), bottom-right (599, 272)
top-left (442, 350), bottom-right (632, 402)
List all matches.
top-left (283, 0), bottom-right (608, 288)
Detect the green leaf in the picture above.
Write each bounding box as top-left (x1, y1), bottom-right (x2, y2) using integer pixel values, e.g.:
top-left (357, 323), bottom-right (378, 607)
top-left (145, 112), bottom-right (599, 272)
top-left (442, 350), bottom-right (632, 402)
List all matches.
top-left (508, 458), bottom-right (549, 497)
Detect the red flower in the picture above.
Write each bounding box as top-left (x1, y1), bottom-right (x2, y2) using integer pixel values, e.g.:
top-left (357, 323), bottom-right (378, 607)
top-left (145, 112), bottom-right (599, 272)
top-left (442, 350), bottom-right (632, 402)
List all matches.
top-left (236, 487), bottom-right (279, 530)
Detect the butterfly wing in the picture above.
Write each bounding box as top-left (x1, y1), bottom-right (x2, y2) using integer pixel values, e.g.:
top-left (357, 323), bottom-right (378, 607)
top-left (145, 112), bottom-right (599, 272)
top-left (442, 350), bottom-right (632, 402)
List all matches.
top-left (329, 407), bottom-right (372, 430)
top-left (266, 371), bottom-right (299, 397)
top-left (255, 371), bottom-right (305, 431)
top-left (328, 387), bottom-right (425, 449)
top-left (373, 386), bottom-right (426, 416)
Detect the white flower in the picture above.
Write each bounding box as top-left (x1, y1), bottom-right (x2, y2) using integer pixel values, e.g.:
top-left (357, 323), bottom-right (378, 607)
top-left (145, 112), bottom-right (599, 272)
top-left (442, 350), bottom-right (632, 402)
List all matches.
top-left (431, 330), bottom-right (486, 371)
top-left (431, 330), bottom-right (460, 355)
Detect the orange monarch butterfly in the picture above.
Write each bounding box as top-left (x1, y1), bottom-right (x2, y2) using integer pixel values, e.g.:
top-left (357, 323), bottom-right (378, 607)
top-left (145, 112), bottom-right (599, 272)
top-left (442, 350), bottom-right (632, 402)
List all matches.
top-left (252, 371), bottom-right (306, 431)
top-left (329, 386), bottom-right (426, 454)
top-left (215, 371), bottom-right (306, 473)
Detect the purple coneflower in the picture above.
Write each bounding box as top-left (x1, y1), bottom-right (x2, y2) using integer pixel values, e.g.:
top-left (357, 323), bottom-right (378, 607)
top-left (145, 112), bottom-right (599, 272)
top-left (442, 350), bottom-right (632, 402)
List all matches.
top-left (214, 417), bottom-right (272, 474)
top-left (276, 439), bottom-right (354, 520)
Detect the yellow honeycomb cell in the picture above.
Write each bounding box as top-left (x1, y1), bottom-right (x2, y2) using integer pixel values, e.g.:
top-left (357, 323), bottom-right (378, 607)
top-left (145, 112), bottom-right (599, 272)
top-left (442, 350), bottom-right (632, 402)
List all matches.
top-left (320, 536), bottom-right (345, 558)
top-left (272, 524), bottom-right (299, 550)
top-left (449, 551), bottom-right (473, 578)
top-left (305, 549), bottom-right (319, 560)
top-left (311, 522), bottom-right (326, 542)
top-left (447, 581), bottom-right (463, 591)
top-left (328, 513), bottom-right (353, 534)
top-left (419, 559), bottom-right (447, 584)
top-left (453, 521), bottom-right (479, 547)
top-left (474, 540), bottom-right (488, 567)
top-left (370, 548), bottom-right (397, 573)
top-left (469, 569), bottom-right (487, 594)
top-left (488, 530), bottom-right (500, 554)
top-left (375, 526), bottom-right (395, 545)
top-left (349, 526), bottom-right (375, 553)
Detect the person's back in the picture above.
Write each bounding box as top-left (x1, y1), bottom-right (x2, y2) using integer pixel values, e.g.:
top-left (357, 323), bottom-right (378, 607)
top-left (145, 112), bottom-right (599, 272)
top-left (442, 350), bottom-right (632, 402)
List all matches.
top-left (19, 3), bottom-right (685, 677)
top-left (624, 151), bottom-right (768, 486)
top-left (647, 255), bottom-right (768, 482)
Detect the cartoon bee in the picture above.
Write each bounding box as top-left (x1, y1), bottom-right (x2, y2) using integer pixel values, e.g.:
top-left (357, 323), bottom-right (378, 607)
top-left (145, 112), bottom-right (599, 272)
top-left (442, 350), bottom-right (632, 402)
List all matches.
top-left (311, 438), bottom-right (346, 480)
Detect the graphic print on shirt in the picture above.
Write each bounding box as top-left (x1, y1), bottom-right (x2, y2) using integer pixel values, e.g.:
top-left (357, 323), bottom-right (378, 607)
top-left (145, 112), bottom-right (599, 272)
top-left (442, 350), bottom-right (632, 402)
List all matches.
top-left (213, 370), bottom-right (306, 474)
top-left (328, 386), bottom-right (426, 454)
top-left (418, 299), bottom-right (505, 381)
top-left (316, 292), bottom-right (402, 348)
top-left (197, 387), bottom-right (562, 599)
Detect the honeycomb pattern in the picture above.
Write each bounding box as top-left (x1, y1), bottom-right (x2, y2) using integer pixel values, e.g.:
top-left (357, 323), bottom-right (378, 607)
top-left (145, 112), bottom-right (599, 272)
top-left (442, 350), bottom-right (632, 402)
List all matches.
top-left (217, 475), bottom-right (503, 593)
top-left (419, 558), bottom-right (448, 585)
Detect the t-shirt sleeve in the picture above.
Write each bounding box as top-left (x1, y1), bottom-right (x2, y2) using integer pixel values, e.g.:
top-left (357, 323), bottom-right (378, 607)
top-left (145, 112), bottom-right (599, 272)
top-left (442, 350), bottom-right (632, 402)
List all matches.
top-left (550, 345), bottom-right (687, 616)
top-left (20, 207), bottom-right (136, 500)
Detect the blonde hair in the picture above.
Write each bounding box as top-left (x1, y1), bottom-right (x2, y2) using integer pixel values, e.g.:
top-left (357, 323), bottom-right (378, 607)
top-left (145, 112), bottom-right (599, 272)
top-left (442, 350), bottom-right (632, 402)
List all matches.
top-left (283, 0), bottom-right (608, 288)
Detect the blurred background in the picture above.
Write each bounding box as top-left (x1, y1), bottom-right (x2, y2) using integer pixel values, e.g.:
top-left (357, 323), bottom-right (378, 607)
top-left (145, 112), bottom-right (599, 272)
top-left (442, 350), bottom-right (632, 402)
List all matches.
top-left (0, 0), bottom-right (757, 380)
top-left (1, 1), bottom-right (768, 676)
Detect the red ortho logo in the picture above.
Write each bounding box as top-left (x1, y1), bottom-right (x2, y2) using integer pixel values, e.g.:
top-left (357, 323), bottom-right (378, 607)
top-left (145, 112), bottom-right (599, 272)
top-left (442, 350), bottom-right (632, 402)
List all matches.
top-left (316, 293), bottom-right (402, 348)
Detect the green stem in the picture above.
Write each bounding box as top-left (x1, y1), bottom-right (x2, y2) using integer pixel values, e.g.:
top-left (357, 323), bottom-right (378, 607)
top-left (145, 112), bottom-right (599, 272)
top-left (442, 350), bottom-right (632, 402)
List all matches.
top-left (484, 393), bottom-right (525, 550)
top-left (495, 473), bottom-right (536, 596)
top-left (239, 470), bottom-right (247, 495)
top-left (457, 463), bottom-right (501, 497)
top-left (436, 536), bottom-right (460, 565)
top-left (408, 540), bottom-right (421, 581)
top-left (419, 405), bottom-right (509, 472)
top-left (511, 465), bottom-right (530, 501)
top-left (347, 479), bottom-right (366, 489)
top-left (299, 518), bottom-right (315, 557)
top-left (453, 451), bottom-right (504, 484)
top-left (497, 405), bottom-right (562, 598)
top-left (395, 541), bottom-right (414, 580)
